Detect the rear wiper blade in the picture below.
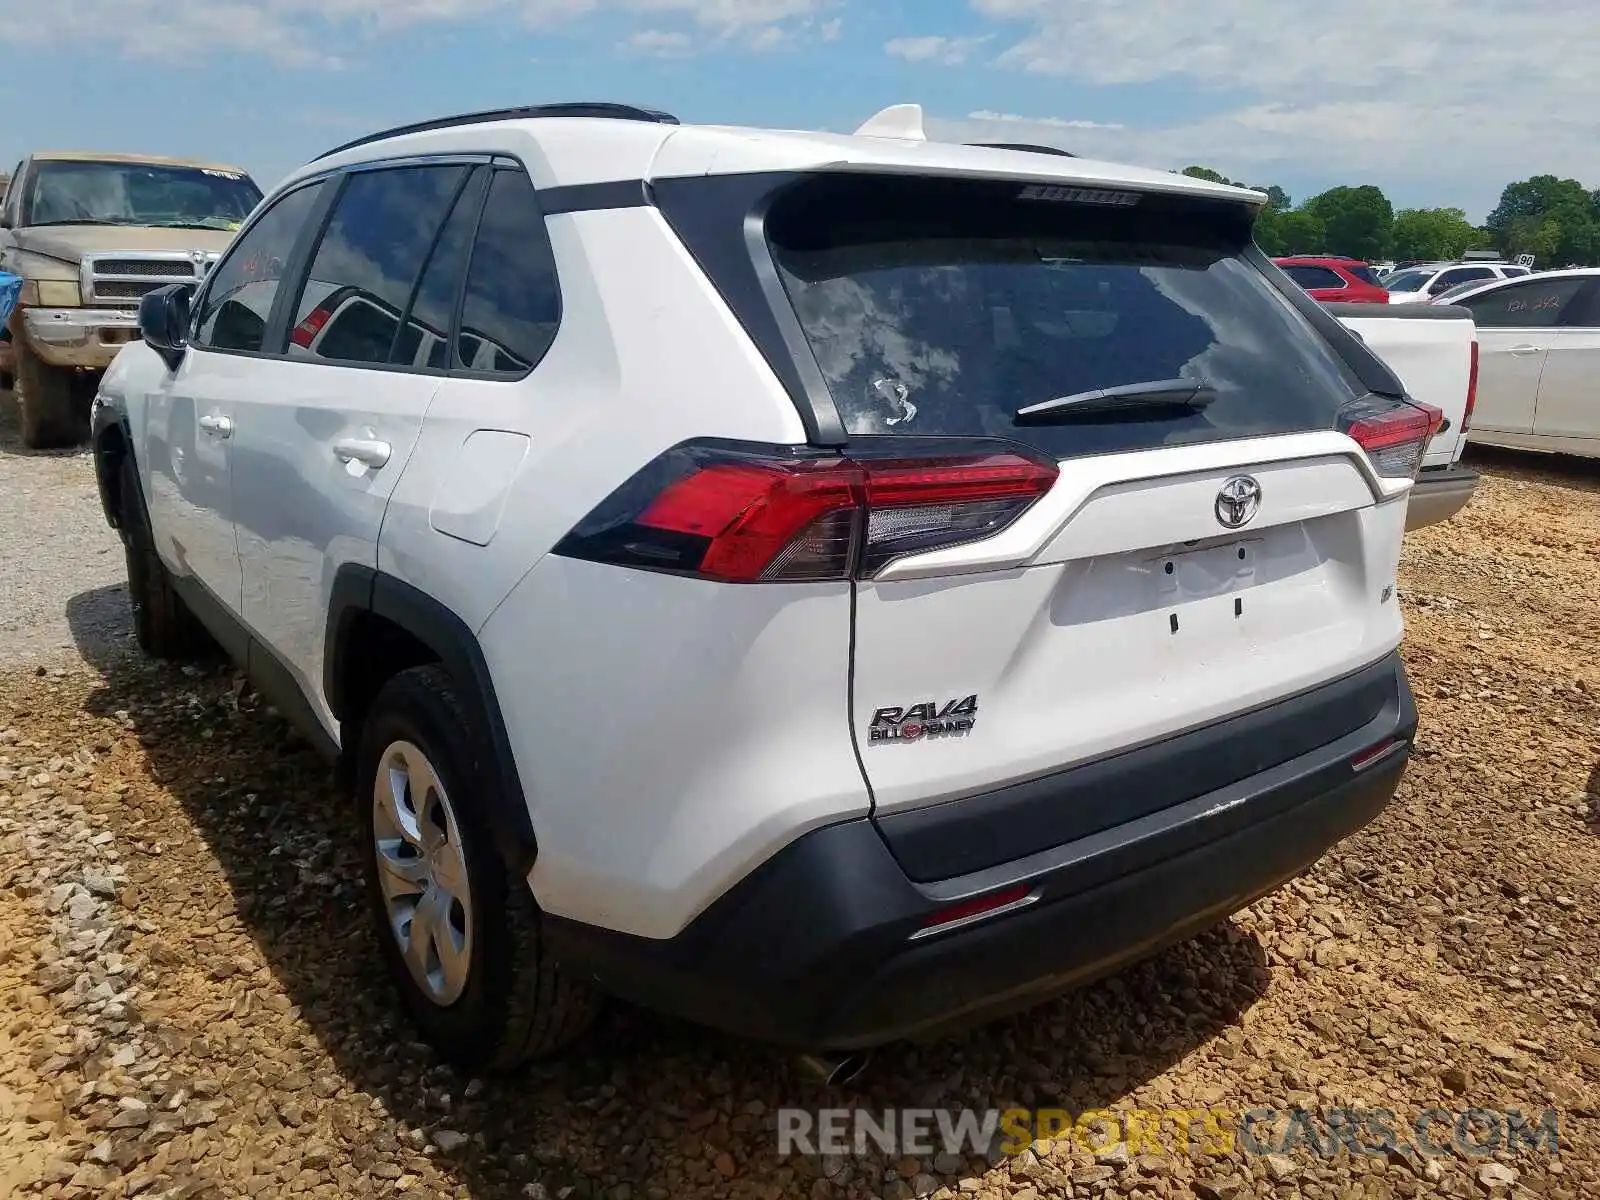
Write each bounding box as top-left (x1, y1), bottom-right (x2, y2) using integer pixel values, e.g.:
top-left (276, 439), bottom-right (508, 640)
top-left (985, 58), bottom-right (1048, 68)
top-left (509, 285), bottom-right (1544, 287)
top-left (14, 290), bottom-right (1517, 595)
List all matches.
top-left (1015, 378), bottom-right (1216, 421)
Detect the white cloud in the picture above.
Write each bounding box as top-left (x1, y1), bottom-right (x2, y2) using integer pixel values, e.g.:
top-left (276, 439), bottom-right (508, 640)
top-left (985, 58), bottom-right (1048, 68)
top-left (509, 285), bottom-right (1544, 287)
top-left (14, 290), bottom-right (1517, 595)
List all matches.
top-left (622, 27), bottom-right (692, 56)
top-left (0, 0), bottom-right (838, 64)
top-left (938, 0), bottom-right (1600, 218)
top-left (885, 34), bottom-right (989, 65)
top-left (967, 110), bottom-right (1123, 131)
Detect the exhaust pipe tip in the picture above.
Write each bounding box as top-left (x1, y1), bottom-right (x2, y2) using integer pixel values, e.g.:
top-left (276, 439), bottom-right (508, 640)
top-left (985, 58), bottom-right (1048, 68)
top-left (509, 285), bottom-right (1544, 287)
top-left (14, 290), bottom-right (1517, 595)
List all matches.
top-left (795, 1052), bottom-right (871, 1088)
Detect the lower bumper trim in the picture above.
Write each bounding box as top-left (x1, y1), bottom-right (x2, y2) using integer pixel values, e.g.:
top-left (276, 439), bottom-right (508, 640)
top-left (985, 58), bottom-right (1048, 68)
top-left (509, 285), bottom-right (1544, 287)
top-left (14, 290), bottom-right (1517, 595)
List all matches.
top-left (1406, 464), bottom-right (1478, 530)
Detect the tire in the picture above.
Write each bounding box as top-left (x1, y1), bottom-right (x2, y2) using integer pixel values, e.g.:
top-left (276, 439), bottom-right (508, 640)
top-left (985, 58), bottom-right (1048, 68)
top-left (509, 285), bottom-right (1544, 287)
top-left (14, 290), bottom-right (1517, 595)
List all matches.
top-left (15, 339), bottom-right (79, 450)
top-left (117, 456), bottom-right (211, 660)
top-left (357, 665), bottom-right (599, 1071)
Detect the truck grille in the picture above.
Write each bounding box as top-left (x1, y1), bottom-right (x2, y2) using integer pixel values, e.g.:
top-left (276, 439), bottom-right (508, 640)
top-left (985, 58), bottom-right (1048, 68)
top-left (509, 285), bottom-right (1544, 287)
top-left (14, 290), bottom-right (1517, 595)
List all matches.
top-left (81, 251), bottom-right (220, 308)
top-left (94, 259), bottom-right (196, 278)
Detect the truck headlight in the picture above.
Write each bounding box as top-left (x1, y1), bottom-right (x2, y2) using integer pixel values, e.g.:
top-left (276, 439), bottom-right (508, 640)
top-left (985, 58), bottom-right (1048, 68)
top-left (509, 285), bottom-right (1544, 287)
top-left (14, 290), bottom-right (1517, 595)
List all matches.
top-left (35, 280), bottom-right (81, 307)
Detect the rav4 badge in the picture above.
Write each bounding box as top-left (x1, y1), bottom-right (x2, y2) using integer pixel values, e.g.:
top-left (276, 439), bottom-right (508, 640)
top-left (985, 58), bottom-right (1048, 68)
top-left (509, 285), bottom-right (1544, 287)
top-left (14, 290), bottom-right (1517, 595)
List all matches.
top-left (869, 696), bottom-right (978, 744)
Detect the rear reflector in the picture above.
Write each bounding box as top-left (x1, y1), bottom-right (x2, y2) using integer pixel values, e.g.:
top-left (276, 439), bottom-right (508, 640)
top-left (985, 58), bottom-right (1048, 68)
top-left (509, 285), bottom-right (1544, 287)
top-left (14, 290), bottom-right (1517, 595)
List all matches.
top-left (1338, 395), bottom-right (1441, 480)
top-left (1351, 738), bottom-right (1402, 771)
top-left (555, 441), bottom-right (1059, 583)
top-left (910, 884), bottom-right (1037, 940)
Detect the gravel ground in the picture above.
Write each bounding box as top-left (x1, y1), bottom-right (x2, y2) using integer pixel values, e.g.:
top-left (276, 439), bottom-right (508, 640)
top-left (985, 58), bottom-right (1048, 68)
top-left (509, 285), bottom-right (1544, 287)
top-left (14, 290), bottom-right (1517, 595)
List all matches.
top-left (0, 397), bottom-right (132, 665)
top-left (1, 434), bottom-right (1598, 1200)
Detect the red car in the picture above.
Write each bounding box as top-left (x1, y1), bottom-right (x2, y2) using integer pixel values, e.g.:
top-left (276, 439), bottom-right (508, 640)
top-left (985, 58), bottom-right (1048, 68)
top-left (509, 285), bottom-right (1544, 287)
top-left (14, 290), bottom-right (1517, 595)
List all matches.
top-left (1273, 256), bottom-right (1390, 304)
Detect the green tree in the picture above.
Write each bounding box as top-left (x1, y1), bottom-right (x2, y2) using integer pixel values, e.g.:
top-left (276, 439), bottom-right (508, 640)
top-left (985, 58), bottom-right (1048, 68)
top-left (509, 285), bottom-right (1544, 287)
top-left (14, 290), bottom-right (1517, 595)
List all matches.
top-left (1504, 215), bottom-right (1563, 265)
top-left (1391, 208), bottom-right (1482, 262)
top-left (1486, 175), bottom-right (1600, 266)
top-left (1486, 175), bottom-right (1590, 240)
top-left (1258, 211), bottom-right (1327, 255)
top-left (1256, 184), bottom-right (1292, 212)
top-left (1300, 185), bottom-right (1395, 261)
top-left (1180, 165), bottom-right (1235, 185)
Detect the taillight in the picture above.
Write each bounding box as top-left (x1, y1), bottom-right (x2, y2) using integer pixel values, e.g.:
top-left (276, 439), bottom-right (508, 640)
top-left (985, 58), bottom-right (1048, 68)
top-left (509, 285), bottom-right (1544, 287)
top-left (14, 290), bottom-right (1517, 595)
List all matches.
top-left (1339, 395), bottom-right (1443, 480)
top-left (291, 307), bottom-right (331, 348)
top-left (554, 441), bottom-right (1059, 583)
top-left (1462, 340), bottom-right (1479, 433)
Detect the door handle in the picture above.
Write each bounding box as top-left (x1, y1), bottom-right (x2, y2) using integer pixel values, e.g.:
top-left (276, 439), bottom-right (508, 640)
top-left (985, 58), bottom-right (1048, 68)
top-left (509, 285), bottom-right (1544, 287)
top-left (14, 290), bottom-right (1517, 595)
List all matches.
top-left (333, 437), bottom-right (392, 469)
top-left (1508, 344), bottom-right (1544, 356)
top-left (197, 414), bottom-right (233, 438)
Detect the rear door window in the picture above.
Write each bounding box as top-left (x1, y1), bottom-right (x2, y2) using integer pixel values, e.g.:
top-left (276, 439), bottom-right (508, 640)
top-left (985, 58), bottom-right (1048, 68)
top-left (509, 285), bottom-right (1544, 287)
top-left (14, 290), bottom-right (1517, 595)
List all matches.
top-left (1462, 277), bottom-right (1591, 327)
top-left (1283, 265), bottom-right (1347, 290)
top-left (765, 174), bottom-right (1361, 458)
top-left (1431, 267), bottom-right (1495, 292)
top-left (285, 164), bottom-right (467, 365)
top-left (1384, 269), bottom-right (1431, 292)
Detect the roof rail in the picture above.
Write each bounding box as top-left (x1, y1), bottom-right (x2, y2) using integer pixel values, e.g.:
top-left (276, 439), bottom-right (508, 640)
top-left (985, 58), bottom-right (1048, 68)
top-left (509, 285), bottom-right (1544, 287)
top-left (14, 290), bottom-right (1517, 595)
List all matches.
top-left (969, 142), bottom-right (1077, 157)
top-left (313, 102), bottom-right (679, 161)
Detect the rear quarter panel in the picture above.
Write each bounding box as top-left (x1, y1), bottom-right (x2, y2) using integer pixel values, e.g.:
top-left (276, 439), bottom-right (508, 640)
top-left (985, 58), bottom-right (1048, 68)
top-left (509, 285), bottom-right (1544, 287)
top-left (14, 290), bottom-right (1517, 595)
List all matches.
top-left (1330, 303), bottom-right (1474, 468)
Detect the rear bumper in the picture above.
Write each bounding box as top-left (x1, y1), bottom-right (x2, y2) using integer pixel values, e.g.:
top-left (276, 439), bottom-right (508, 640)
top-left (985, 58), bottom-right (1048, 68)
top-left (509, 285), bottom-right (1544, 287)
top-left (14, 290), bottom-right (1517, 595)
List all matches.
top-left (1406, 463), bottom-right (1478, 530)
top-left (544, 652), bottom-right (1417, 1050)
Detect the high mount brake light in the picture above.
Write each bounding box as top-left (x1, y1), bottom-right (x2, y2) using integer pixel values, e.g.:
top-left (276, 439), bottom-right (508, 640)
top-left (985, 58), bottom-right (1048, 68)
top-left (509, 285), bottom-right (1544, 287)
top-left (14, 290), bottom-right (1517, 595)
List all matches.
top-left (555, 444), bottom-right (1059, 583)
top-left (1338, 396), bottom-right (1441, 481)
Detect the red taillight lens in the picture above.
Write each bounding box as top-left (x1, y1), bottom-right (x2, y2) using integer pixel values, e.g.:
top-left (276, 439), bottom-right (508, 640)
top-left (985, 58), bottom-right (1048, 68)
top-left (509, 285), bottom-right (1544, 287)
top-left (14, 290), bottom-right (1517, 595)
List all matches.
top-left (637, 460), bottom-right (861, 582)
top-left (291, 307), bottom-right (331, 348)
top-left (1339, 395), bottom-right (1440, 480)
top-left (1462, 340), bottom-right (1479, 434)
top-left (556, 443), bottom-right (1058, 583)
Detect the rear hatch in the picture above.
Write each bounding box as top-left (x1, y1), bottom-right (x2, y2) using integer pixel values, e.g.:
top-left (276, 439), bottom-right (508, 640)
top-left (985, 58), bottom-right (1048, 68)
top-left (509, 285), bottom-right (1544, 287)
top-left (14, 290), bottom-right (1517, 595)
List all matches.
top-left (754, 172), bottom-right (1427, 877)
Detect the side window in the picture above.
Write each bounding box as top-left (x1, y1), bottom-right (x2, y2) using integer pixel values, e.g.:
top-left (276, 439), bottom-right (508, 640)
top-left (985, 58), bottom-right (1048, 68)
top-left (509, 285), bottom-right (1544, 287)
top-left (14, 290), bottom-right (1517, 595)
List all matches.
top-left (1564, 283), bottom-right (1600, 329)
top-left (392, 169), bottom-right (487, 369)
top-left (1284, 265), bottom-right (1345, 290)
top-left (285, 164), bottom-right (468, 365)
top-left (192, 182), bottom-right (324, 353)
top-left (1462, 278), bottom-right (1590, 328)
top-left (455, 168), bottom-right (561, 374)
top-left (1430, 267), bottom-right (1494, 294)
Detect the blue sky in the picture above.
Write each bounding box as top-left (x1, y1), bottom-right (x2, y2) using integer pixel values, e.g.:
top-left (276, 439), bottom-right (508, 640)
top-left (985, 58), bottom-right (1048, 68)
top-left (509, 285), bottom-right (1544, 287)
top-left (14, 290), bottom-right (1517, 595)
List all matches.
top-left (4, 0), bottom-right (1596, 223)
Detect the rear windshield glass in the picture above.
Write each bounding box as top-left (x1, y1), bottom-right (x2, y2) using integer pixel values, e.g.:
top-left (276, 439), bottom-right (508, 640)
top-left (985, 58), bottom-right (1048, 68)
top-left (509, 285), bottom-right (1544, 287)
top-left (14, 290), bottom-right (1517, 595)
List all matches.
top-left (764, 174), bottom-right (1360, 455)
top-left (1348, 265), bottom-right (1381, 285)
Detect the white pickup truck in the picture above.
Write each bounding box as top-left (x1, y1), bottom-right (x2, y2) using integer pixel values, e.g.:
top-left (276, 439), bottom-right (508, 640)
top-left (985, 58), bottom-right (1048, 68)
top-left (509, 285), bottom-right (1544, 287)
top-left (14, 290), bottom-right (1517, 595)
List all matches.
top-left (1328, 302), bottom-right (1480, 530)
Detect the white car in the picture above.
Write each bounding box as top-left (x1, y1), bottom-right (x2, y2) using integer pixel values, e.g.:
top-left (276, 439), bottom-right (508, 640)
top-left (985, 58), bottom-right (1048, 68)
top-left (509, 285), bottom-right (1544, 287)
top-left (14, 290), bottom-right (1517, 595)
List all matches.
top-left (90, 101), bottom-right (1426, 1072)
top-left (1446, 269), bottom-right (1600, 458)
top-left (1384, 260), bottom-right (1531, 305)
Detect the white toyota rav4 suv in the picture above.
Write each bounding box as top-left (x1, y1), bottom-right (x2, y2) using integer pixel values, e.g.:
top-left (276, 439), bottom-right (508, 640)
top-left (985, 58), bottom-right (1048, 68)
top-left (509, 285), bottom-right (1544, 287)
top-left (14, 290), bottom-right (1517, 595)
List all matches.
top-left (92, 102), bottom-right (1425, 1073)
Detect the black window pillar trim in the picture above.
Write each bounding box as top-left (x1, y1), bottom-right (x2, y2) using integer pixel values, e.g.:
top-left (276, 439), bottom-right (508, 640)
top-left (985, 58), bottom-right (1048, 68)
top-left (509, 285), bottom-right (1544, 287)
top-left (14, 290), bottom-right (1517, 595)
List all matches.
top-left (325, 565), bottom-right (540, 878)
top-left (651, 172), bottom-right (849, 448)
top-left (1246, 245), bottom-right (1408, 399)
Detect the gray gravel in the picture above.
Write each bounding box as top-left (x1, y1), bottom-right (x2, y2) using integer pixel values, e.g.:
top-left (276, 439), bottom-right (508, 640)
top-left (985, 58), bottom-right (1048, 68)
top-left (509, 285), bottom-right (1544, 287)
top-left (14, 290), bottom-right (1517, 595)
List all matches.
top-left (0, 393), bottom-right (133, 665)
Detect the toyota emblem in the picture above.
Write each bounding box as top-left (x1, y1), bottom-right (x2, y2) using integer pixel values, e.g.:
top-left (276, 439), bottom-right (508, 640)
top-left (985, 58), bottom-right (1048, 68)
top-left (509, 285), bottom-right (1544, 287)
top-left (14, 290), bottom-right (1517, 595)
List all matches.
top-left (1215, 475), bottom-right (1262, 529)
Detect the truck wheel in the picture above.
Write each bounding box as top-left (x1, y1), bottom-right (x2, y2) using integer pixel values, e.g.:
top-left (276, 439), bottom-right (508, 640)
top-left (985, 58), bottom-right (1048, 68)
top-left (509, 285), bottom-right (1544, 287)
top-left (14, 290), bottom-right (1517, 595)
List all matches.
top-left (117, 456), bottom-right (211, 660)
top-left (15, 341), bottom-right (79, 450)
top-left (357, 665), bottom-right (600, 1072)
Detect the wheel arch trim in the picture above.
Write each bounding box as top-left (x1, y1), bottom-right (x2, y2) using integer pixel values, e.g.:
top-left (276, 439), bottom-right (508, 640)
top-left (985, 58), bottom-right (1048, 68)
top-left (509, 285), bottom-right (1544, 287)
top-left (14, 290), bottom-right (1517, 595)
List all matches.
top-left (326, 564), bottom-right (540, 877)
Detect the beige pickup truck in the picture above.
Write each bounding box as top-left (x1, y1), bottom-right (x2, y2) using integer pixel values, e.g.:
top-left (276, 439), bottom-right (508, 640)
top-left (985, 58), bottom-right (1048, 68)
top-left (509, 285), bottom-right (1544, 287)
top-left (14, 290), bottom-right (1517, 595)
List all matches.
top-left (0, 151), bottom-right (262, 447)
